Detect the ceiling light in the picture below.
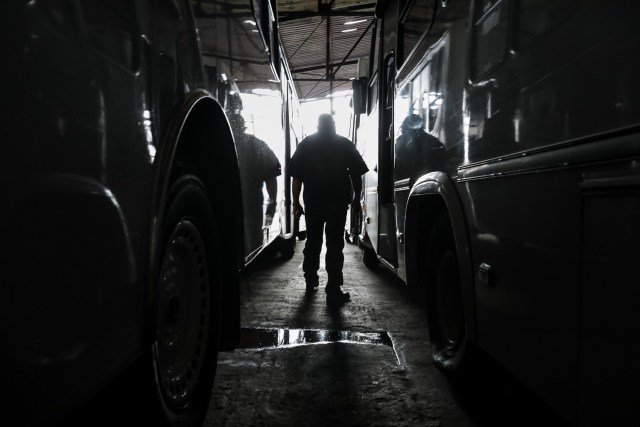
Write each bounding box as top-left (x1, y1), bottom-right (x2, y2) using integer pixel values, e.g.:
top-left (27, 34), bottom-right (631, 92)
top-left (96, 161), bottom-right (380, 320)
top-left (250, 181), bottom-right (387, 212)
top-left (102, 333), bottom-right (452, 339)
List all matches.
top-left (341, 28), bottom-right (357, 33)
top-left (344, 19), bottom-right (367, 25)
top-left (243, 19), bottom-right (256, 26)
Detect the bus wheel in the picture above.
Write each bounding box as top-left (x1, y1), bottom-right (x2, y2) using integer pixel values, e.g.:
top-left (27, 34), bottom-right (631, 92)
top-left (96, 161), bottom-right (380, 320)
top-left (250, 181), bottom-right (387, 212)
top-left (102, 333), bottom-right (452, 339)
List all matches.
top-left (362, 246), bottom-right (379, 270)
top-left (427, 213), bottom-right (467, 378)
top-left (151, 175), bottom-right (221, 426)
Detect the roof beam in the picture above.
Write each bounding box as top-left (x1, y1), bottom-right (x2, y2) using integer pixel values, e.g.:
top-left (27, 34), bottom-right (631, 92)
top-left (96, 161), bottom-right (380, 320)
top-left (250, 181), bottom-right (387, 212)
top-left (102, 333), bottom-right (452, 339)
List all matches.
top-left (293, 78), bottom-right (352, 82)
top-left (290, 59), bottom-right (358, 74)
top-left (332, 19), bottom-right (374, 76)
top-left (287, 17), bottom-right (325, 61)
top-left (279, 3), bottom-right (375, 22)
top-left (280, 10), bottom-right (372, 21)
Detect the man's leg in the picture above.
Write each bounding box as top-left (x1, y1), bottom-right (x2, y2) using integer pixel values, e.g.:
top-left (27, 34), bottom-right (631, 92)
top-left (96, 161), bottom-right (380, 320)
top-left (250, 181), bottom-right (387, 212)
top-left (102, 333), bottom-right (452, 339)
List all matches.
top-left (325, 205), bottom-right (348, 292)
top-left (303, 210), bottom-right (324, 289)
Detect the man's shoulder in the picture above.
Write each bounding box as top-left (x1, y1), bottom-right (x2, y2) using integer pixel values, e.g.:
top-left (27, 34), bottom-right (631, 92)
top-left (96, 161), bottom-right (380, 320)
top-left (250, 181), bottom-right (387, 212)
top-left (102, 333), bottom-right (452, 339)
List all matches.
top-left (297, 133), bottom-right (353, 151)
top-left (300, 133), bottom-right (321, 144)
top-left (334, 135), bottom-right (358, 154)
top-left (336, 135), bottom-right (352, 144)
top-left (247, 133), bottom-right (268, 146)
top-left (313, 133), bottom-right (352, 147)
top-left (291, 136), bottom-right (313, 165)
top-left (296, 135), bottom-right (313, 148)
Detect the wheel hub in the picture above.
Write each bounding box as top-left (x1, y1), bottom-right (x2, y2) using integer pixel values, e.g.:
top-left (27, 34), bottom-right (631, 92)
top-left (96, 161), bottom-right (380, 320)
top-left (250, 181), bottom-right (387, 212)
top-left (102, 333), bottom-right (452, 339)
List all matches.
top-left (154, 220), bottom-right (210, 408)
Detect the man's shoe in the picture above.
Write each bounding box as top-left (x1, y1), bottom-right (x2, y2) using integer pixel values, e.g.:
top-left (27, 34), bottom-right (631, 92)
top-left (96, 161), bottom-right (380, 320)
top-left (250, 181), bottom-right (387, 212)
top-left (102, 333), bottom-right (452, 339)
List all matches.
top-left (326, 289), bottom-right (350, 305)
top-left (305, 278), bottom-right (319, 292)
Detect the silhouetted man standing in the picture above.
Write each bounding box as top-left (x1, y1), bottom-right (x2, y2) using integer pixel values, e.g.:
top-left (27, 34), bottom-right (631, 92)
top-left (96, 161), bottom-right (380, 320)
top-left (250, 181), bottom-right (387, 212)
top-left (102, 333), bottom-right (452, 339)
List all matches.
top-left (229, 113), bottom-right (281, 255)
top-left (289, 114), bottom-right (368, 304)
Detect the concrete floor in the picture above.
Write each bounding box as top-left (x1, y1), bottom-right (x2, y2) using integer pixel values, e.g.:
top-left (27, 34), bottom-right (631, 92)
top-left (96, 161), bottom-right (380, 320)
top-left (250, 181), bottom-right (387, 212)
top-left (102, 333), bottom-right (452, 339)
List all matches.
top-left (205, 240), bottom-right (569, 427)
top-left (61, 238), bottom-right (570, 427)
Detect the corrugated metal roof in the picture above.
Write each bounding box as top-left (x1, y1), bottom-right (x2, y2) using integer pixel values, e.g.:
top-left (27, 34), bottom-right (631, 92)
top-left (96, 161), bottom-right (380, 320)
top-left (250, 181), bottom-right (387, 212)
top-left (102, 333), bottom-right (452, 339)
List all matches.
top-left (277, 0), bottom-right (375, 100)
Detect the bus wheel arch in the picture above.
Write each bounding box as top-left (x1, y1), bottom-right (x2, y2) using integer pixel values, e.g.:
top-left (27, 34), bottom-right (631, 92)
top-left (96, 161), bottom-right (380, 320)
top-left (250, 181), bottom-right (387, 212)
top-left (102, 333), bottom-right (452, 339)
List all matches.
top-left (151, 91), bottom-right (243, 357)
top-left (405, 174), bottom-right (476, 377)
top-left (135, 92), bottom-right (242, 425)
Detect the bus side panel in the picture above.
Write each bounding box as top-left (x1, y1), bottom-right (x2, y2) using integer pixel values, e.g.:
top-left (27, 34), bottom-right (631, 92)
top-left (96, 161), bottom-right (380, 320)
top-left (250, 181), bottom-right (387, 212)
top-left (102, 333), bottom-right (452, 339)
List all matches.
top-left (579, 159), bottom-right (640, 425)
top-left (462, 167), bottom-right (581, 422)
top-left (463, 1), bottom-right (640, 421)
top-left (357, 109), bottom-right (380, 250)
top-left (0, 0), bottom-right (191, 420)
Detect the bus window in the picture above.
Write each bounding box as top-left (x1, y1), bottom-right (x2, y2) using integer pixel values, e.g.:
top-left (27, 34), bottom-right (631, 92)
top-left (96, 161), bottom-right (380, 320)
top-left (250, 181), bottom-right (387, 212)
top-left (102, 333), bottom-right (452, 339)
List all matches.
top-left (423, 49), bottom-right (444, 133)
top-left (384, 56), bottom-right (395, 110)
top-left (368, 21), bottom-right (381, 114)
top-left (252, 0), bottom-right (267, 49)
top-left (472, 0), bottom-right (509, 79)
top-left (411, 73), bottom-right (421, 115)
top-left (368, 74), bottom-right (379, 115)
top-left (394, 83), bottom-right (412, 178)
top-left (79, 0), bottom-right (137, 70)
top-left (399, 0), bottom-right (437, 64)
top-left (251, 0), bottom-right (280, 78)
top-left (370, 20), bottom-right (381, 78)
top-left (269, 0), bottom-right (281, 78)
top-left (515, 0), bottom-right (579, 49)
top-left (379, 54), bottom-right (396, 204)
top-left (395, 82), bottom-right (412, 138)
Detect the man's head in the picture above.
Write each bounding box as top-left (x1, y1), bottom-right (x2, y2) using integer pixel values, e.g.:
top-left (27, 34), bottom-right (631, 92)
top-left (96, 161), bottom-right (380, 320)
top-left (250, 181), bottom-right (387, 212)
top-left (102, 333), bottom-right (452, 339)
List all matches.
top-left (401, 114), bottom-right (424, 133)
top-left (317, 114), bottom-right (336, 134)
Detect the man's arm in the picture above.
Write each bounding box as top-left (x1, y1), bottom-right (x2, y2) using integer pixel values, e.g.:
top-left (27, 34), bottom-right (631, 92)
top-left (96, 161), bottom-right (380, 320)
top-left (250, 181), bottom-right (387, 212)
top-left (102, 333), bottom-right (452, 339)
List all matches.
top-left (350, 174), bottom-right (362, 211)
top-left (292, 177), bottom-right (304, 217)
top-left (264, 177), bottom-right (278, 217)
top-left (266, 177), bottom-right (277, 202)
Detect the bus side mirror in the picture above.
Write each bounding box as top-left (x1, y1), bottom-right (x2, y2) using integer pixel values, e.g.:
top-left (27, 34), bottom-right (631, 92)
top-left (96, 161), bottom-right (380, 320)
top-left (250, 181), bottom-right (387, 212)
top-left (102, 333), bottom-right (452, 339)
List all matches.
top-left (352, 77), bottom-right (368, 114)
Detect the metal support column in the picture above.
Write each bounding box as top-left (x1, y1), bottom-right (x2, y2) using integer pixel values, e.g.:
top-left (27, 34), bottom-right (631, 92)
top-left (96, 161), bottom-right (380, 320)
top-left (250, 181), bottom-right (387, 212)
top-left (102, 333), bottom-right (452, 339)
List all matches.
top-left (325, 2), bottom-right (334, 113)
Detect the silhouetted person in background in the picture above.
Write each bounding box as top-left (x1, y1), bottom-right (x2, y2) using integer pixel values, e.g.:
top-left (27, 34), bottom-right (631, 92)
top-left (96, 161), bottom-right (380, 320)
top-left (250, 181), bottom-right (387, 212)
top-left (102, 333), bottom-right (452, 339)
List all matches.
top-left (395, 113), bottom-right (445, 180)
top-left (289, 114), bottom-right (368, 304)
top-left (230, 113), bottom-right (281, 255)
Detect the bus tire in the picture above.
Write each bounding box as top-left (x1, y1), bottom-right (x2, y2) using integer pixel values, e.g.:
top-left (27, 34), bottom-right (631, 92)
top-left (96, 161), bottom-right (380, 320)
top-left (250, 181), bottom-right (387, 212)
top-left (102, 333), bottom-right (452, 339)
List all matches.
top-left (362, 246), bottom-right (379, 270)
top-left (426, 213), bottom-right (468, 379)
top-left (148, 174), bottom-right (221, 427)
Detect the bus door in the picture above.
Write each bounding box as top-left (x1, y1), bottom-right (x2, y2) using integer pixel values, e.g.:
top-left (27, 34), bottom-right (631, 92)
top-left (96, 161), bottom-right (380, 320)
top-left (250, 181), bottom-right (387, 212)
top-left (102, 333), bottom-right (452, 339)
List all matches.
top-left (283, 77), bottom-right (295, 236)
top-left (376, 52), bottom-right (398, 266)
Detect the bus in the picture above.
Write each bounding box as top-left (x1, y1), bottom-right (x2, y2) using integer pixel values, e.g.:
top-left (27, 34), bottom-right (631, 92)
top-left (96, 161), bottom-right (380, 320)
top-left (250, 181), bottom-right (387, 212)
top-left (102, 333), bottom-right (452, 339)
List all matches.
top-left (352, 0), bottom-right (640, 424)
top-left (1, 0), bottom-right (300, 425)
top-left (194, 0), bottom-right (303, 263)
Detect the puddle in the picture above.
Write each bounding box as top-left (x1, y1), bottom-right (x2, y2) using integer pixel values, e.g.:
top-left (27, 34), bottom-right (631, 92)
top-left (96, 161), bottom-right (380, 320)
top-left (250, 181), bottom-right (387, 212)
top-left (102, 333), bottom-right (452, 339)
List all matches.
top-left (234, 327), bottom-right (402, 365)
top-left (238, 327), bottom-right (394, 350)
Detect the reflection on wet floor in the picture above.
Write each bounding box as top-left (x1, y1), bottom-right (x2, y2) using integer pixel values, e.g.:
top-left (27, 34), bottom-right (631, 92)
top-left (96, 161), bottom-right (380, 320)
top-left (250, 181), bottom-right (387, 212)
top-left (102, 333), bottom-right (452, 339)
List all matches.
top-left (237, 327), bottom-right (394, 350)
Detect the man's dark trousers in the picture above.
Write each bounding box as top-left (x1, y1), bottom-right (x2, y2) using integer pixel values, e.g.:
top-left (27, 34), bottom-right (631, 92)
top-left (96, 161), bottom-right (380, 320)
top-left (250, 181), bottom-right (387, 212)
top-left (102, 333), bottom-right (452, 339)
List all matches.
top-left (303, 204), bottom-right (348, 290)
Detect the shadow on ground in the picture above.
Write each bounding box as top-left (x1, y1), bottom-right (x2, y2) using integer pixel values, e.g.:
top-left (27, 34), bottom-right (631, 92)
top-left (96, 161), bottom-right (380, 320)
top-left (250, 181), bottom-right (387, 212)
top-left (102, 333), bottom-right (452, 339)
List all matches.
top-left (57, 242), bottom-right (571, 427)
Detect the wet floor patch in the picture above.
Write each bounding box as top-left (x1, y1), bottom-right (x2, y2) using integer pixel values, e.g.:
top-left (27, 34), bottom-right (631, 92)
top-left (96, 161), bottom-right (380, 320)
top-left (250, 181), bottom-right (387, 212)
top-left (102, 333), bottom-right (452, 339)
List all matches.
top-left (237, 327), bottom-right (394, 351)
